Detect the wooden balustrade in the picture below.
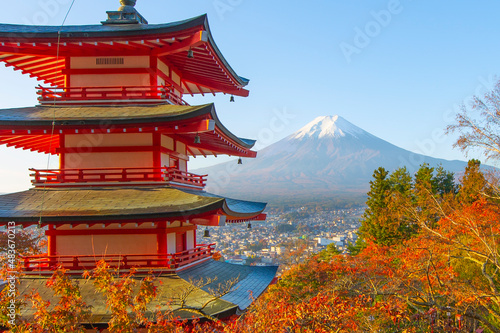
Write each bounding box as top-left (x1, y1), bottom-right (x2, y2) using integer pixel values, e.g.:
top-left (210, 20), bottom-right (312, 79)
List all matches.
top-left (30, 167), bottom-right (207, 189)
top-left (164, 167), bottom-right (207, 188)
top-left (36, 85), bottom-right (189, 106)
top-left (20, 243), bottom-right (216, 272)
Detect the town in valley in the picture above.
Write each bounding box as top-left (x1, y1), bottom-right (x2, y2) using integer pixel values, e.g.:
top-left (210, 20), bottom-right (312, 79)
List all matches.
top-left (197, 206), bottom-right (364, 268)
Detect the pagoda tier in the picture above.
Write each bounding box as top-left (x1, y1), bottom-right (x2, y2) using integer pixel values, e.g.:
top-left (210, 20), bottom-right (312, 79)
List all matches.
top-left (0, 186), bottom-right (266, 273)
top-left (0, 14), bottom-right (249, 105)
top-left (0, 103), bottom-right (256, 159)
top-left (0, 186), bottom-right (266, 225)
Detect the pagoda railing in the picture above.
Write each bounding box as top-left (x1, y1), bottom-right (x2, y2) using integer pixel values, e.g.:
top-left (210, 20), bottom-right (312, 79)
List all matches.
top-left (20, 243), bottom-right (216, 273)
top-left (164, 167), bottom-right (207, 189)
top-left (36, 85), bottom-right (189, 106)
top-left (30, 167), bottom-right (207, 189)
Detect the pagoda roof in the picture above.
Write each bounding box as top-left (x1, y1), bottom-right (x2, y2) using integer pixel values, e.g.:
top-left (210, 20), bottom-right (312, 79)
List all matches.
top-left (180, 188), bottom-right (267, 220)
top-left (0, 16), bottom-right (209, 38)
top-left (0, 186), bottom-right (266, 224)
top-left (179, 260), bottom-right (278, 311)
top-left (0, 103), bottom-right (257, 157)
top-left (0, 14), bottom-right (249, 96)
top-left (10, 260), bottom-right (277, 323)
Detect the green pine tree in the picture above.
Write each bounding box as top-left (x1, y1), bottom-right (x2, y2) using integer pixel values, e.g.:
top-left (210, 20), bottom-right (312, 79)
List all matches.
top-left (434, 164), bottom-right (457, 196)
top-left (457, 159), bottom-right (488, 204)
top-left (358, 167), bottom-right (393, 246)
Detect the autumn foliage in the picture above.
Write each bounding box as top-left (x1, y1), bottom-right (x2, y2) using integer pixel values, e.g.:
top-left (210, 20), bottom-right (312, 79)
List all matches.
top-left (2, 167), bottom-right (500, 332)
top-left (228, 198), bottom-right (499, 332)
top-left (3, 84), bottom-right (500, 331)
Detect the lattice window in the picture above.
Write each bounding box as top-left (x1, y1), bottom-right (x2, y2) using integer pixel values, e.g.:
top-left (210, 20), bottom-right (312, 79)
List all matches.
top-left (96, 58), bottom-right (124, 65)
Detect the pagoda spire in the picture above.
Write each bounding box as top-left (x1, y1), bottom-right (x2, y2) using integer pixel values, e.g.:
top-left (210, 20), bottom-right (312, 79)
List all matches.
top-left (118, 0), bottom-right (137, 12)
top-left (102, 0), bottom-right (148, 25)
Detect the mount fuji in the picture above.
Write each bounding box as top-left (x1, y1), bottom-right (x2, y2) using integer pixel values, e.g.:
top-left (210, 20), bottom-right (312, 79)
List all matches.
top-left (195, 116), bottom-right (469, 204)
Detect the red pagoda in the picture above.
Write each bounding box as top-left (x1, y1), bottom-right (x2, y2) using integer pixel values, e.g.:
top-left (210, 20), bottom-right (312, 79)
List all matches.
top-left (0, 0), bottom-right (277, 323)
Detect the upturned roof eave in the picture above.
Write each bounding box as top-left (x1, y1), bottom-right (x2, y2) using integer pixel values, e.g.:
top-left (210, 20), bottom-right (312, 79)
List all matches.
top-left (0, 14), bottom-right (249, 89)
top-left (0, 103), bottom-right (256, 150)
top-left (208, 105), bottom-right (256, 149)
top-left (0, 186), bottom-right (227, 224)
top-left (0, 104), bottom-right (215, 126)
top-left (178, 188), bottom-right (267, 219)
top-left (202, 17), bottom-right (249, 88)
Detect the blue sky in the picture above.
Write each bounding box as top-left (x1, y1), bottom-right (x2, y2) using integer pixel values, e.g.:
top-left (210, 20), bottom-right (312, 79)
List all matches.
top-left (1, 0), bottom-right (500, 193)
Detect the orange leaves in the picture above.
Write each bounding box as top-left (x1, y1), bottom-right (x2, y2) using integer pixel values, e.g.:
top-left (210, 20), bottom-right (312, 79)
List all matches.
top-left (6, 266), bottom-right (91, 332)
top-left (84, 260), bottom-right (159, 332)
top-left (232, 250), bottom-right (411, 332)
top-left (212, 251), bottom-right (222, 261)
top-left (239, 290), bottom-right (372, 333)
top-left (231, 195), bottom-right (499, 332)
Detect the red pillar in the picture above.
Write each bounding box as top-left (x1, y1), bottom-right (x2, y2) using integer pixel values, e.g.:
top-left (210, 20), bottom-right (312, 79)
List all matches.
top-left (149, 55), bottom-right (157, 87)
top-left (156, 222), bottom-right (167, 254)
top-left (46, 224), bottom-right (56, 256)
top-left (153, 133), bottom-right (162, 169)
top-left (59, 134), bottom-right (66, 169)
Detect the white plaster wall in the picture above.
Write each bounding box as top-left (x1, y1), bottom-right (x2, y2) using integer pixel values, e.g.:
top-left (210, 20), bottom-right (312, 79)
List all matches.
top-left (56, 234), bottom-right (157, 256)
top-left (167, 233), bottom-right (176, 254)
top-left (160, 153), bottom-right (170, 168)
top-left (161, 135), bottom-right (174, 150)
top-left (172, 71), bottom-right (181, 86)
top-left (179, 159), bottom-right (187, 172)
top-left (186, 230), bottom-right (194, 249)
top-left (176, 141), bottom-right (186, 155)
top-left (70, 74), bottom-right (150, 88)
top-left (64, 152), bottom-right (153, 169)
top-left (158, 60), bottom-right (169, 76)
top-left (65, 133), bottom-right (152, 148)
top-left (63, 134), bottom-right (154, 169)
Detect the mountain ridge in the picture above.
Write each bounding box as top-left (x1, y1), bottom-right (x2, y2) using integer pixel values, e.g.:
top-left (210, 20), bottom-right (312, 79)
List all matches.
top-left (194, 115), bottom-right (471, 204)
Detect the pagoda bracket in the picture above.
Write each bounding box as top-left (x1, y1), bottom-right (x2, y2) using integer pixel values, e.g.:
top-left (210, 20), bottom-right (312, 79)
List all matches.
top-left (191, 214), bottom-right (226, 226)
top-left (154, 31), bottom-right (208, 57)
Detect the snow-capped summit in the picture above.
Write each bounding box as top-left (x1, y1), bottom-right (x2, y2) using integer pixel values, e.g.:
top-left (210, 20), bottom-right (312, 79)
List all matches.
top-left (196, 115), bottom-right (469, 203)
top-left (291, 115), bottom-right (366, 140)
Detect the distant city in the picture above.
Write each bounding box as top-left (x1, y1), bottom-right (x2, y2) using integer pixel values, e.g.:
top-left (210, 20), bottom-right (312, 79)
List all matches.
top-left (197, 206), bottom-right (364, 268)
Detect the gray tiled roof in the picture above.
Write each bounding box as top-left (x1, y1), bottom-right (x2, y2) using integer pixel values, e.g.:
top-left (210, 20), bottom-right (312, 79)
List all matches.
top-left (0, 104), bottom-right (213, 123)
top-left (180, 189), bottom-right (267, 218)
top-left (0, 186), bottom-right (224, 223)
top-left (178, 260), bottom-right (278, 310)
top-left (4, 262), bottom-right (277, 323)
top-left (0, 186), bottom-right (266, 223)
top-left (12, 273), bottom-right (239, 324)
top-left (0, 103), bottom-right (256, 149)
top-left (0, 15), bottom-right (207, 39)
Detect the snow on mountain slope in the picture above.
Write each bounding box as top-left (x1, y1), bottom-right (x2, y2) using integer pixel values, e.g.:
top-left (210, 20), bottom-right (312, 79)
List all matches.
top-left (194, 115), bottom-right (469, 202)
top-left (291, 115), bottom-right (367, 139)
